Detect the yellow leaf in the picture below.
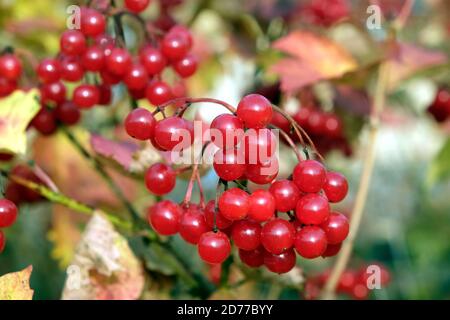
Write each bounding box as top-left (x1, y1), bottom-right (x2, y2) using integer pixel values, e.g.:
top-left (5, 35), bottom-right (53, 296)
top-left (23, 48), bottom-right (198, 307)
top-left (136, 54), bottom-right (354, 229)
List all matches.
top-left (0, 89), bottom-right (40, 155)
top-left (0, 266), bottom-right (34, 300)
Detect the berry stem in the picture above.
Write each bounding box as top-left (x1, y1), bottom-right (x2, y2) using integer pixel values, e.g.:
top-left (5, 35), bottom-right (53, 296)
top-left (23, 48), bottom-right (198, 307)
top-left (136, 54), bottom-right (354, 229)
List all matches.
top-left (269, 124), bottom-right (303, 161)
top-left (183, 163), bottom-right (199, 206)
top-left (157, 97), bottom-right (237, 114)
top-left (196, 171), bottom-right (205, 208)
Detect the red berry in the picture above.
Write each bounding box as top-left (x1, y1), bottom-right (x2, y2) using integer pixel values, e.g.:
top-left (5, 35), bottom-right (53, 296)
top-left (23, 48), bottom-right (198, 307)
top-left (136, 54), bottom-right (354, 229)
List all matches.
top-left (73, 84), bottom-right (100, 109)
top-left (146, 81), bottom-right (172, 105)
top-left (322, 242), bottom-right (342, 257)
top-left (293, 107), bottom-right (312, 128)
top-left (294, 226), bottom-right (327, 259)
top-left (60, 59), bottom-right (85, 82)
top-left (147, 200), bottom-right (182, 235)
top-left (40, 81), bottom-right (66, 105)
top-left (0, 77), bottom-right (17, 97)
top-left (248, 190), bottom-right (275, 222)
top-left (153, 116), bottom-right (193, 151)
top-left (245, 158), bottom-right (279, 185)
top-left (237, 94), bottom-right (273, 129)
top-left (204, 200), bottom-right (233, 230)
top-left (37, 58), bottom-right (61, 84)
top-left (60, 30), bottom-right (87, 56)
top-left (55, 101), bottom-right (81, 125)
top-left (218, 188), bottom-right (249, 221)
top-left (323, 171), bottom-right (348, 203)
top-left (81, 8), bottom-right (106, 37)
top-left (32, 108), bottom-right (57, 135)
top-left (320, 212), bottom-right (349, 244)
top-left (338, 270), bottom-right (357, 293)
top-left (100, 69), bottom-right (122, 85)
top-left (264, 248), bottom-right (296, 274)
top-left (351, 283), bottom-right (369, 300)
top-left (243, 128), bottom-right (277, 164)
top-left (179, 206), bottom-right (210, 244)
top-left (169, 25), bottom-right (193, 48)
top-left (161, 32), bottom-right (190, 61)
top-left (0, 54), bottom-right (22, 80)
top-left (0, 230), bottom-right (5, 253)
top-left (125, 107), bottom-right (156, 140)
top-left (82, 46), bottom-right (105, 71)
top-left (145, 163), bottom-right (176, 195)
top-left (97, 84), bottom-right (112, 105)
top-left (292, 160), bottom-right (326, 193)
top-left (0, 198), bottom-right (18, 228)
top-left (231, 220), bottom-right (261, 251)
top-left (260, 218), bottom-right (295, 254)
top-left (210, 114), bottom-right (244, 149)
top-left (198, 231), bottom-right (231, 264)
top-left (213, 148), bottom-right (246, 181)
top-left (124, 64), bottom-right (148, 90)
top-left (323, 113), bottom-right (343, 138)
top-left (139, 47), bottom-right (167, 75)
top-left (95, 34), bottom-right (116, 55)
top-left (269, 180), bottom-right (301, 212)
top-left (105, 48), bottom-right (132, 76)
top-left (295, 194), bottom-right (330, 225)
top-left (125, 0), bottom-right (150, 13)
top-left (173, 54), bottom-right (197, 78)
top-left (239, 247), bottom-right (264, 268)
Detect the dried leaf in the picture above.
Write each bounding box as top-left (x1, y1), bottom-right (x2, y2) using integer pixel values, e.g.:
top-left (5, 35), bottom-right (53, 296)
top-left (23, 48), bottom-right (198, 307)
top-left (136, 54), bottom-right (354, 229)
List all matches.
top-left (0, 266), bottom-right (34, 300)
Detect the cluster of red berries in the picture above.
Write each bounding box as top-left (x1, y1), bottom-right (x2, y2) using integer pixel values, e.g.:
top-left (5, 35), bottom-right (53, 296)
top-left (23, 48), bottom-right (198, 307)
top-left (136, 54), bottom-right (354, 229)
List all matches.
top-left (427, 88), bottom-right (450, 123)
top-left (0, 198), bottom-right (19, 253)
top-left (0, 52), bottom-right (22, 98)
top-left (299, 0), bottom-right (349, 27)
top-left (304, 264), bottom-right (391, 300)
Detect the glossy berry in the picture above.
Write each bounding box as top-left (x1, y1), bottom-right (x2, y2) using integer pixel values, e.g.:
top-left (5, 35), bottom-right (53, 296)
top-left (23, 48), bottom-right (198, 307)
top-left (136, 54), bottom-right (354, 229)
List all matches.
top-left (218, 188), bottom-right (249, 221)
top-left (243, 128), bottom-right (277, 164)
top-left (73, 84), bottom-right (100, 109)
top-left (169, 25), bottom-right (193, 48)
top-left (204, 200), bottom-right (233, 230)
top-left (173, 54), bottom-right (197, 78)
top-left (55, 101), bottom-right (81, 125)
top-left (60, 30), bottom-right (87, 56)
top-left (320, 212), bottom-right (349, 244)
top-left (0, 54), bottom-right (22, 80)
top-left (0, 198), bottom-right (18, 228)
top-left (40, 81), bottom-right (66, 105)
top-left (213, 148), bottom-right (246, 181)
top-left (231, 220), bottom-right (261, 251)
top-left (147, 200), bottom-right (182, 235)
top-left (82, 46), bottom-right (105, 71)
top-left (37, 59), bottom-right (61, 84)
top-left (198, 231), bottom-right (231, 264)
top-left (237, 94), bottom-right (273, 129)
top-left (139, 47), bottom-right (167, 75)
top-left (100, 69), bottom-right (122, 85)
top-left (145, 163), bottom-right (176, 195)
top-left (245, 158), bottom-right (279, 185)
top-left (32, 108), bottom-right (57, 135)
top-left (264, 249), bottom-right (296, 274)
top-left (0, 230), bottom-right (5, 253)
top-left (179, 206), bottom-right (210, 244)
top-left (296, 194), bottom-right (330, 225)
top-left (125, 0), bottom-right (150, 13)
top-left (323, 171), bottom-right (348, 203)
top-left (269, 180), bottom-right (301, 212)
top-left (210, 114), bottom-right (244, 149)
top-left (248, 190), bottom-right (275, 222)
top-left (105, 48), bottom-right (132, 76)
top-left (81, 8), bottom-right (106, 37)
top-left (294, 226), bottom-right (327, 259)
top-left (60, 59), bottom-right (84, 82)
top-left (124, 64), bottom-right (148, 90)
top-left (292, 160), bottom-right (326, 193)
top-left (153, 116), bottom-right (193, 151)
top-left (161, 32), bottom-right (190, 61)
top-left (125, 107), bottom-right (156, 140)
top-left (0, 78), bottom-right (17, 98)
top-left (322, 242), bottom-right (342, 257)
top-left (260, 218), bottom-right (295, 254)
top-left (146, 81), bottom-right (172, 105)
top-left (239, 247), bottom-right (264, 268)
top-left (97, 84), bottom-right (112, 105)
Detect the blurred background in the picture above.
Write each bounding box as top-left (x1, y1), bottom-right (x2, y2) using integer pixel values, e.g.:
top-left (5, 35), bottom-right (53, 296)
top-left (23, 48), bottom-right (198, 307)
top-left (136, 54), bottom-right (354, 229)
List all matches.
top-left (0, 0), bottom-right (449, 299)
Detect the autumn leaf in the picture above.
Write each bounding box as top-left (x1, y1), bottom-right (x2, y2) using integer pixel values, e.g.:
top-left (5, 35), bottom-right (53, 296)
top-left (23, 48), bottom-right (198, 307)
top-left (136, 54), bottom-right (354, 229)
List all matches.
top-left (0, 89), bottom-right (40, 155)
top-left (0, 266), bottom-right (34, 300)
top-left (270, 31), bottom-right (358, 93)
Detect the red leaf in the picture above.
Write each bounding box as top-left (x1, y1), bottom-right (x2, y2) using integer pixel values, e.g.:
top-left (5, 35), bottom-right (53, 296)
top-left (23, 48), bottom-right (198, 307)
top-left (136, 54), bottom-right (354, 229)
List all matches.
top-left (90, 134), bottom-right (139, 171)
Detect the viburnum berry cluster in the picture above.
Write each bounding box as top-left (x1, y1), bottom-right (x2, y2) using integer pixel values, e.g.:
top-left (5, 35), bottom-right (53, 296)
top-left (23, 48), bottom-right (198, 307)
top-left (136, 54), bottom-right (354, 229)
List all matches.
top-left (0, 51), bottom-right (22, 98)
top-left (427, 88), bottom-right (450, 124)
top-left (0, 199), bottom-right (19, 253)
top-left (125, 92), bottom-right (350, 274)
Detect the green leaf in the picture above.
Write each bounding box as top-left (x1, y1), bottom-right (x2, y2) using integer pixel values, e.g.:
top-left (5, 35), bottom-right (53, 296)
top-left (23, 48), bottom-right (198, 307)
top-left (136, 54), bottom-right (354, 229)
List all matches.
top-left (426, 138), bottom-right (450, 187)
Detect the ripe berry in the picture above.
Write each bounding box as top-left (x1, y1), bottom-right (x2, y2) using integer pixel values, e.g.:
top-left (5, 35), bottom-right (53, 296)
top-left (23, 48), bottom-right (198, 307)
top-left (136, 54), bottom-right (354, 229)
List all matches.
top-left (320, 212), bottom-right (349, 244)
top-left (100, 69), bottom-right (122, 85)
top-left (161, 32), bottom-right (190, 61)
top-left (239, 247), bottom-right (264, 268)
top-left (105, 48), bottom-right (132, 76)
top-left (179, 206), bottom-right (210, 244)
top-left (0, 198), bottom-right (18, 228)
top-left (0, 77), bottom-right (17, 97)
top-left (60, 30), bottom-right (87, 56)
top-left (40, 81), bottom-right (66, 105)
top-left (292, 160), bottom-right (326, 193)
top-left (125, 107), bottom-right (156, 140)
top-left (323, 113), bottom-right (343, 138)
top-left (0, 230), bottom-right (5, 253)
top-left (237, 94), bottom-right (273, 129)
top-left (231, 220), bottom-right (261, 251)
top-left (0, 54), bottom-right (22, 80)
top-left (260, 218), bottom-right (295, 254)
top-left (351, 283), bottom-right (369, 300)
top-left (32, 108), bottom-right (57, 135)
top-left (147, 200), bottom-right (182, 235)
top-left (60, 59), bottom-right (84, 82)
top-left (55, 101), bottom-right (81, 125)
top-left (213, 148), bottom-right (246, 181)
top-left (73, 84), bottom-right (100, 109)
top-left (296, 194), bottom-right (330, 225)
top-left (323, 171), bottom-right (348, 203)
top-left (146, 81), bottom-right (172, 105)
top-left (82, 46), bottom-right (105, 71)
top-left (198, 231), bottom-right (231, 264)
top-left (139, 47), bottom-right (167, 75)
top-left (169, 25), bottom-right (193, 48)
top-left (243, 128), bottom-right (277, 164)
top-left (124, 64), bottom-right (148, 90)
top-left (125, 0), bottom-right (150, 13)
top-left (97, 84), bottom-right (112, 105)
top-left (322, 242), bottom-right (342, 257)
top-left (204, 200), bottom-right (233, 230)
top-left (264, 248), bottom-right (296, 274)
top-left (218, 188), bottom-right (249, 221)
top-left (294, 226), bottom-right (327, 259)
top-left (210, 114), bottom-right (244, 149)
top-left (245, 158), bottom-right (279, 185)
top-left (81, 8), bottom-right (106, 37)
top-left (337, 270), bottom-right (357, 292)
top-left (269, 180), bottom-right (301, 212)
top-left (37, 58), bottom-right (61, 84)
top-left (153, 116), bottom-right (193, 151)
top-left (173, 54), bottom-right (198, 78)
top-left (145, 163), bottom-right (176, 195)
top-left (248, 190), bottom-right (275, 222)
